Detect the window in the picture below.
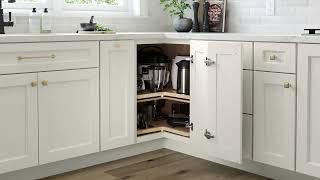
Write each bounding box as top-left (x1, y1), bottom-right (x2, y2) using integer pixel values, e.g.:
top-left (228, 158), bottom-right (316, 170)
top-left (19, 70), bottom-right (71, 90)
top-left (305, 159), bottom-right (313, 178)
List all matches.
top-left (3, 0), bottom-right (133, 14)
top-left (3, 0), bottom-right (50, 9)
top-left (63, 0), bottom-right (128, 12)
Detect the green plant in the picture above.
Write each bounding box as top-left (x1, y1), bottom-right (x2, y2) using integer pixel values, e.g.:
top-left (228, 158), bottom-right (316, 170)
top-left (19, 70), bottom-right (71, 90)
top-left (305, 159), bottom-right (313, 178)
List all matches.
top-left (160, 0), bottom-right (191, 18)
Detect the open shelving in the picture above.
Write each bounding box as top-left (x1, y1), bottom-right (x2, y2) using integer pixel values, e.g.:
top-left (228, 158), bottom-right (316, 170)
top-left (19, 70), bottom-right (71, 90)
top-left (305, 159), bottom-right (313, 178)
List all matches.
top-left (137, 89), bottom-right (190, 103)
top-left (137, 43), bottom-right (191, 140)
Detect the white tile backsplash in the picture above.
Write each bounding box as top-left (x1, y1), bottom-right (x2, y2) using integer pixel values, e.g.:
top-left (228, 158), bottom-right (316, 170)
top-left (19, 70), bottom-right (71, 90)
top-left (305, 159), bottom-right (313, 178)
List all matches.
top-left (226, 0), bottom-right (320, 33)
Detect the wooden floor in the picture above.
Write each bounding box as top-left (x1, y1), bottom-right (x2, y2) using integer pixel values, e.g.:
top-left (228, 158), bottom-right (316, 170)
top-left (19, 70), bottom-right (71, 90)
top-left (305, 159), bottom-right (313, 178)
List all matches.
top-left (42, 149), bottom-right (271, 180)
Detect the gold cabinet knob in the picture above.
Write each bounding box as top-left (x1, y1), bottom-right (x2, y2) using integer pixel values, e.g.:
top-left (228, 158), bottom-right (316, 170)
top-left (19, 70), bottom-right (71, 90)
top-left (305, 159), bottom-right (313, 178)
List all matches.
top-left (270, 54), bottom-right (277, 61)
top-left (284, 82), bottom-right (291, 88)
top-left (42, 80), bottom-right (49, 86)
top-left (31, 81), bottom-right (38, 87)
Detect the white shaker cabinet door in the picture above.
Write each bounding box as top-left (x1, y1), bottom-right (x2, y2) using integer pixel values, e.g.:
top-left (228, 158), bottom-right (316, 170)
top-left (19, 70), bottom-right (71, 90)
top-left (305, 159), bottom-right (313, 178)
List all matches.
top-left (100, 41), bottom-right (136, 151)
top-left (190, 41), bottom-right (243, 163)
top-left (253, 71), bottom-right (296, 170)
top-left (297, 44), bottom-right (320, 178)
top-left (0, 73), bottom-right (38, 174)
top-left (38, 69), bottom-right (99, 164)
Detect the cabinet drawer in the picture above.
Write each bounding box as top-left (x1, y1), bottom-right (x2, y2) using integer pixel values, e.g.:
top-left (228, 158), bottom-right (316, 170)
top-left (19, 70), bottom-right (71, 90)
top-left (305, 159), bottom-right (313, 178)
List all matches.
top-left (254, 43), bottom-right (296, 73)
top-left (0, 41), bottom-right (99, 74)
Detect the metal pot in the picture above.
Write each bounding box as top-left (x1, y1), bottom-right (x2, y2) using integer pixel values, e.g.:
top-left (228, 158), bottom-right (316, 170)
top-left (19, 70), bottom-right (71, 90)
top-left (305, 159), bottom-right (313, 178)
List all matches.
top-left (176, 60), bottom-right (190, 95)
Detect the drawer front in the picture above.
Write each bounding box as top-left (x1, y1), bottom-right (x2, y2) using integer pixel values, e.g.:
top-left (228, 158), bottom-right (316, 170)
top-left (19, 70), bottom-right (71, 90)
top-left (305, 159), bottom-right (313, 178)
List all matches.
top-left (254, 43), bottom-right (296, 73)
top-left (0, 41), bottom-right (99, 74)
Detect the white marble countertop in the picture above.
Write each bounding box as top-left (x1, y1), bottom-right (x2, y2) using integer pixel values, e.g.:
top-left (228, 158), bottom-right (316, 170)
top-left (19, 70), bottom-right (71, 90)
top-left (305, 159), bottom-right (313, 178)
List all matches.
top-left (1, 32), bottom-right (320, 43)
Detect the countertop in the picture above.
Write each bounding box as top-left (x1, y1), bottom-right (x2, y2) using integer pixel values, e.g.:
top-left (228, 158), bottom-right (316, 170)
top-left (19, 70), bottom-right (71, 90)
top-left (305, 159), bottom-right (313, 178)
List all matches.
top-left (1, 32), bottom-right (320, 43)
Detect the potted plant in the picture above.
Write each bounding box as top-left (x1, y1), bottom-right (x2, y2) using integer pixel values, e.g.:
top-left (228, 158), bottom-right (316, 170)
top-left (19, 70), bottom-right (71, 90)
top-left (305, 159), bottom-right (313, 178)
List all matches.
top-left (160, 0), bottom-right (193, 32)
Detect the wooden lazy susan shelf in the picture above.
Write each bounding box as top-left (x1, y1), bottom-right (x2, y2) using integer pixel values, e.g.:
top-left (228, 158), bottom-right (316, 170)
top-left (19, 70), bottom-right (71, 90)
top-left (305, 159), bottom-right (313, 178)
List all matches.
top-left (137, 89), bottom-right (190, 103)
top-left (137, 118), bottom-right (190, 138)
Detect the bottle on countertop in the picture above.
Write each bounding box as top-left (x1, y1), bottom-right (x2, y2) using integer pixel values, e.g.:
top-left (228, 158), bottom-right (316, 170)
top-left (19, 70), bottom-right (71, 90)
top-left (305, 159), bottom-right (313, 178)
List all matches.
top-left (28, 8), bottom-right (41, 33)
top-left (41, 8), bottom-right (52, 33)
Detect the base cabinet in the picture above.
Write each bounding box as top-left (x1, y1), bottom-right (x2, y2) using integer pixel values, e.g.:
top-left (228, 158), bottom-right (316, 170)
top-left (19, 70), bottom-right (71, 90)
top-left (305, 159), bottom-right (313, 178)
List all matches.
top-left (297, 44), bottom-right (320, 178)
top-left (39, 69), bottom-right (99, 164)
top-left (190, 41), bottom-right (243, 163)
top-left (253, 71), bottom-right (296, 170)
top-left (0, 73), bottom-right (38, 174)
top-left (100, 41), bottom-right (136, 151)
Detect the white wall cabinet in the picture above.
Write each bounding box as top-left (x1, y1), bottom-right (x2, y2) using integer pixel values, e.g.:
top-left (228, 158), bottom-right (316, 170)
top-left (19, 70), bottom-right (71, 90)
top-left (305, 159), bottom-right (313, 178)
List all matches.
top-left (0, 73), bottom-right (38, 174)
top-left (253, 71), bottom-right (296, 170)
top-left (100, 41), bottom-right (136, 151)
top-left (297, 44), bottom-right (320, 178)
top-left (38, 69), bottom-right (99, 164)
top-left (190, 41), bottom-right (243, 163)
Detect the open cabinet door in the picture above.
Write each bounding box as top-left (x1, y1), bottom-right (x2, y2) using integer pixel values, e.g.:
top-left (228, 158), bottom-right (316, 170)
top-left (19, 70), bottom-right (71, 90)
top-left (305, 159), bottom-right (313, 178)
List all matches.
top-left (190, 40), bottom-right (243, 163)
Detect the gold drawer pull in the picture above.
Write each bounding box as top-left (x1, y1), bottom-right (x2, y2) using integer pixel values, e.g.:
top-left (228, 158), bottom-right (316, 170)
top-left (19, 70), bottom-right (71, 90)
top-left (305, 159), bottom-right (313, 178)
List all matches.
top-left (31, 81), bottom-right (38, 87)
top-left (269, 54), bottom-right (277, 61)
top-left (17, 54), bottom-right (56, 61)
top-left (284, 82), bottom-right (291, 88)
top-left (42, 80), bottom-right (49, 86)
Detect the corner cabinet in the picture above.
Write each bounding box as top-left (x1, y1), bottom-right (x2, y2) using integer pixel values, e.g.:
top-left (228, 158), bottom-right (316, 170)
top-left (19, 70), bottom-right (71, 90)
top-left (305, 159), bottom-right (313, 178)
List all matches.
top-left (100, 41), bottom-right (136, 151)
top-left (39, 69), bottom-right (100, 164)
top-left (297, 44), bottom-right (320, 178)
top-left (190, 41), bottom-right (243, 163)
top-left (0, 73), bottom-right (38, 174)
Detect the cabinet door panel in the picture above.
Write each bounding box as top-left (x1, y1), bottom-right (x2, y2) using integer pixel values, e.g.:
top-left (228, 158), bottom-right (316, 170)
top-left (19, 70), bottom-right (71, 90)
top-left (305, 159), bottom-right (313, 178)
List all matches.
top-left (38, 69), bottom-right (99, 164)
top-left (297, 44), bottom-right (320, 178)
top-left (190, 41), bottom-right (243, 163)
top-left (100, 41), bottom-right (135, 151)
top-left (0, 73), bottom-right (38, 173)
top-left (253, 71), bottom-right (295, 170)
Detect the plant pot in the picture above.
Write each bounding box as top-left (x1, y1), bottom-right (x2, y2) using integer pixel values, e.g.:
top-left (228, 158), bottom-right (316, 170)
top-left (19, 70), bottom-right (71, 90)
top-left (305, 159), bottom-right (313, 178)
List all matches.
top-left (173, 18), bottom-right (193, 32)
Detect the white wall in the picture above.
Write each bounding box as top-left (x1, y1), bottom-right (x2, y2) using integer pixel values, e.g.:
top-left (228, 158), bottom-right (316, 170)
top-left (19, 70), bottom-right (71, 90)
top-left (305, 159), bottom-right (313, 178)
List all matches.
top-left (226, 0), bottom-right (318, 34)
top-left (4, 0), bottom-right (172, 33)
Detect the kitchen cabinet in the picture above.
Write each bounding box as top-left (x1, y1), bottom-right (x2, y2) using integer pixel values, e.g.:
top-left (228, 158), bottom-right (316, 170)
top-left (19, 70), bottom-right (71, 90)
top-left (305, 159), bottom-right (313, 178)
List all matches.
top-left (253, 71), bottom-right (296, 170)
top-left (0, 42), bottom-right (99, 75)
top-left (190, 41), bottom-right (243, 163)
top-left (100, 41), bottom-right (136, 151)
top-left (0, 73), bottom-right (38, 174)
top-left (254, 42), bottom-right (296, 73)
top-left (297, 44), bottom-right (320, 178)
top-left (39, 69), bottom-right (99, 164)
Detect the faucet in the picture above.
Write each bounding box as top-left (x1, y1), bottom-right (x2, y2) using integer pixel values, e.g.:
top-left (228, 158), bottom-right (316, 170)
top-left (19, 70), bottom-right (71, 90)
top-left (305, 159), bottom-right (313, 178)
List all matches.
top-left (0, 0), bottom-right (16, 34)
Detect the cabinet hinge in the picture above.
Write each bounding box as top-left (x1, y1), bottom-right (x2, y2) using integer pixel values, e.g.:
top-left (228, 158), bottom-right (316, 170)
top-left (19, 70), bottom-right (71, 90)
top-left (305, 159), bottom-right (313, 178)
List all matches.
top-left (185, 123), bottom-right (193, 131)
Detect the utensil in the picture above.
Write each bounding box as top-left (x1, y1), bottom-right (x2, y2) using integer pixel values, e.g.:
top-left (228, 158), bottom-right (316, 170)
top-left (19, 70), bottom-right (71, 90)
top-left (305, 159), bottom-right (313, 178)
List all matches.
top-left (80, 16), bottom-right (97, 31)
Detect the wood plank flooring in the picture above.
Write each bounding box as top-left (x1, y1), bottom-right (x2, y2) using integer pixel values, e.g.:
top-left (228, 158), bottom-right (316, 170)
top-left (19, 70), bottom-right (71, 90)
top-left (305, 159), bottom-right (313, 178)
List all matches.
top-left (42, 149), bottom-right (271, 180)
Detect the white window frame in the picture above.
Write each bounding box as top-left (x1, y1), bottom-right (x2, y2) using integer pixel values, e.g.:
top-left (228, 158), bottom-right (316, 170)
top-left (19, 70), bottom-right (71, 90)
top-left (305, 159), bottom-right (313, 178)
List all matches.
top-left (3, 0), bottom-right (137, 17)
top-left (3, 0), bottom-right (52, 9)
top-left (63, 0), bottom-right (129, 12)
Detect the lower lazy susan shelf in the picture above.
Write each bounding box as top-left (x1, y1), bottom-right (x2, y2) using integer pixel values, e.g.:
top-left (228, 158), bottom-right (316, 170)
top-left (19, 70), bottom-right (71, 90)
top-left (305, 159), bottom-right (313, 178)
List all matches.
top-left (137, 119), bottom-right (190, 138)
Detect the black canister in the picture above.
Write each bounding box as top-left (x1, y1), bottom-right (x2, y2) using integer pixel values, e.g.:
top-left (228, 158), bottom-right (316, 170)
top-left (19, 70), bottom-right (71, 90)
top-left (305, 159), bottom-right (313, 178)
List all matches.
top-left (176, 60), bottom-right (190, 95)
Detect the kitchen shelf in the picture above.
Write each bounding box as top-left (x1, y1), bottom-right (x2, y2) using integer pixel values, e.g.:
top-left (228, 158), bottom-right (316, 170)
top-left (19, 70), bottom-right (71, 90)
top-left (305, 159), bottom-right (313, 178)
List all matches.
top-left (137, 89), bottom-right (190, 103)
top-left (137, 118), bottom-right (190, 138)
